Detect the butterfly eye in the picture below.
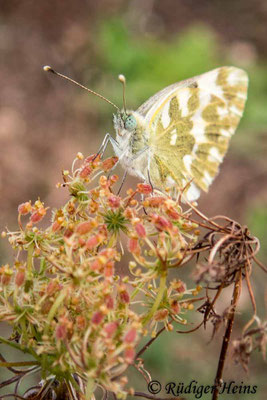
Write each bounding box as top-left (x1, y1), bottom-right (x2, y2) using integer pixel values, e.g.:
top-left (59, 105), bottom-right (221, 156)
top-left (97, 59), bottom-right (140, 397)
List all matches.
top-left (124, 115), bottom-right (137, 131)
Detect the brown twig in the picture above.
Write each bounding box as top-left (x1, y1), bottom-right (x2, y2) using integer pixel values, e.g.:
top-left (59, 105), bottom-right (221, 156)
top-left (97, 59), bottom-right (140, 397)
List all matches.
top-left (133, 363), bottom-right (151, 385)
top-left (252, 256), bottom-right (267, 273)
top-left (212, 270), bottom-right (242, 400)
top-left (135, 326), bottom-right (166, 360)
top-left (0, 375), bottom-right (23, 390)
top-left (176, 320), bottom-right (204, 334)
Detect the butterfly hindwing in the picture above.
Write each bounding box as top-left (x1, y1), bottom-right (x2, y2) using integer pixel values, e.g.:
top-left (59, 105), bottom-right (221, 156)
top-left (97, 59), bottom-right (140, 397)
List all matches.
top-left (141, 67), bottom-right (248, 199)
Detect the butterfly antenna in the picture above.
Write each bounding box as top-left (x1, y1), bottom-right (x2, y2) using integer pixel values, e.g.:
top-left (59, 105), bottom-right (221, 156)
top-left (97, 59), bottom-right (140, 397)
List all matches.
top-left (118, 74), bottom-right (127, 113)
top-left (43, 66), bottom-right (120, 111)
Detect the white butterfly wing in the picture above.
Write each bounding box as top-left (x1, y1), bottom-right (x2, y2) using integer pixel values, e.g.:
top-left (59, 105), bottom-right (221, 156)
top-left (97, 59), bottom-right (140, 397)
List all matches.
top-left (137, 76), bottom-right (198, 118)
top-left (138, 67), bottom-right (248, 201)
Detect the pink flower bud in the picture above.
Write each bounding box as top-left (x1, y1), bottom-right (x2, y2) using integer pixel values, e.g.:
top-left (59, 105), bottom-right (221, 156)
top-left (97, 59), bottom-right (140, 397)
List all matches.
top-left (90, 259), bottom-right (102, 271)
top-left (18, 202), bottom-right (32, 215)
top-left (135, 223), bottom-right (146, 238)
top-left (52, 220), bottom-right (62, 232)
top-left (1, 274), bottom-right (11, 285)
top-left (64, 228), bottom-right (74, 238)
top-left (47, 281), bottom-right (62, 296)
top-left (151, 214), bottom-right (172, 231)
top-left (128, 238), bottom-right (140, 254)
top-left (108, 195), bottom-right (121, 208)
top-left (30, 208), bottom-right (47, 223)
top-left (104, 321), bottom-right (118, 337)
top-left (79, 164), bottom-right (93, 178)
top-left (120, 289), bottom-right (130, 304)
top-left (145, 197), bottom-right (165, 207)
top-left (91, 311), bottom-right (104, 325)
top-left (99, 248), bottom-right (116, 258)
top-left (105, 295), bottom-right (114, 310)
top-left (109, 175), bottom-right (119, 184)
top-left (174, 280), bottom-right (186, 293)
top-left (99, 175), bottom-right (108, 187)
top-left (154, 309), bottom-right (169, 321)
top-left (104, 261), bottom-right (114, 277)
top-left (137, 183), bottom-right (152, 194)
top-left (78, 237), bottom-right (86, 246)
top-left (56, 324), bottom-right (67, 340)
top-left (15, 270), bottom-right (25, 287)
top-left (86, 235), bottom-right (101, 250)
top-left (98, 224), bottom-right (108, 238)
top-left (170, 300), bottom-right (180, 314)
top-left (166, 208), bottom-right (180, 220)
top-left (30, 212), bottom-right (42, 223)
top-left (76, 221), bottom-right (96, 234)
top-left (124, 328), bottom-right (137, 344)
top-left (102, 156), bottom-right (118, 171)
top-left (124, 347), bottom-right (135, 364)
top-left (124, 207), bottom-right (136, 220)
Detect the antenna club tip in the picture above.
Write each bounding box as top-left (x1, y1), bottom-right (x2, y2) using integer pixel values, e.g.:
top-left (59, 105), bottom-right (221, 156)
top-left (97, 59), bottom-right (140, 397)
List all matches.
top-left (43, 65), bottom-right (54, 73)
top-left (118, 74), bottom-right (126, 83)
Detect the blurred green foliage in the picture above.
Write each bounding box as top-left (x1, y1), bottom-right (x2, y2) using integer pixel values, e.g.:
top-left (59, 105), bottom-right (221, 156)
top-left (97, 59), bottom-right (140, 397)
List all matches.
top-left (248, 206), bottom-right (267, 259)
top-left (95, 17), bottom-right (267, 134)
top-left (96, 19), bottom-right (219, 107)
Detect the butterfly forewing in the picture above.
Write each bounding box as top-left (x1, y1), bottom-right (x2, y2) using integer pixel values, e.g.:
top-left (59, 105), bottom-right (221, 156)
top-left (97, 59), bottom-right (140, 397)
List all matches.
top-left (137, 77), bottom-right (198, 119)
top-left (139, 66), bottom-right (248, 199)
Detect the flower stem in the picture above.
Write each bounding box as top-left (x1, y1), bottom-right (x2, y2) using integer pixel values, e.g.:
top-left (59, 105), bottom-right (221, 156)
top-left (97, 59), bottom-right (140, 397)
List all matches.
top-left (0, 336), bottom-right (40, 362)
top-left (142, 268), bottom-right (167, 325)
top-left (85, 377), bottom-right (95, 400)
top-left (26, 243), bottom-right (34, 280)
top-left (41, 290), bottom-right (67, 377)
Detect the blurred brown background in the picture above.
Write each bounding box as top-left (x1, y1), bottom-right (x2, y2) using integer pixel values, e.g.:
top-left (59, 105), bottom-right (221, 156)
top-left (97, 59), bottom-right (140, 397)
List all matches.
top-left (1, 0), bottom-right (267, 398)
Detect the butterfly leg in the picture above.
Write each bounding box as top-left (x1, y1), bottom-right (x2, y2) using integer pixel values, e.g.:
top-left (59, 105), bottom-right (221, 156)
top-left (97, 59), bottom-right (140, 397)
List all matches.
top-left (147, 169), bottom-right (153, 192)
top-left (114, 147), bottom-right (148, 194)
top-left (94, 134), bottom-right (126, 186)
top-left (94, 133), bottom-right (120, 160)
top-left (117, 170), bottom-right (128, 195)
top-left (106, 147), bottom-right (128, 177)
top-left (141, 193), bottom-right (148, 215)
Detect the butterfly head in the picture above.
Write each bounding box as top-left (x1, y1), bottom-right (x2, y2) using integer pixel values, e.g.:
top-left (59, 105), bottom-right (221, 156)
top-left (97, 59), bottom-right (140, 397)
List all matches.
top-left (124, 114), bottom-right (137, 131)
top-left (114, 111), bottom-right (139, 137)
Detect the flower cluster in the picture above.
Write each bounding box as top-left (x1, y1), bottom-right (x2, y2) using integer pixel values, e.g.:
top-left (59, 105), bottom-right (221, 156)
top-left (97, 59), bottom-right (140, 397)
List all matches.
top-left (0, 153), bottom-right (201, 398)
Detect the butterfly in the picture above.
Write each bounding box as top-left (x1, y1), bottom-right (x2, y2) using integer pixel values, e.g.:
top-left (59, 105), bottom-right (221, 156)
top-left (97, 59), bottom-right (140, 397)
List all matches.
top-left (44, 65), bottom-right (248, 201)
top-left (106, 66), bottom-right (248, 201)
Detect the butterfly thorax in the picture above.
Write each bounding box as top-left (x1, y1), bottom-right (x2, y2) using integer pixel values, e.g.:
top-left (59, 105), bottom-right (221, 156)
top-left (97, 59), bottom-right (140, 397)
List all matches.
top-left (113, 111), bottom-right (149, 179)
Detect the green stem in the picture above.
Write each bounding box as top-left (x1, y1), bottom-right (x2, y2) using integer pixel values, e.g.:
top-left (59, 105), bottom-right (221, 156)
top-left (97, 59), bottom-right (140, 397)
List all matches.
top-left (26, 243), bottom-right (34, 280)
top-left (44, 290), bottom-right (67, 335)
top-left (85, 377), bottom-right (95, 400)
top-left (41, 290), bottom-right (67, 377)
top-left (131, 281), bottom-right (145, 300)
top-left (68, 374), bottom-right (82, 393)
top-left (142, 271), bottom-right (167, 325)
top-left (107, 233), bottom-right (116, 248)
top-left (0, 336), bottom-right (38, 358)
top-left (20, 317), bottom-right (29, 342)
